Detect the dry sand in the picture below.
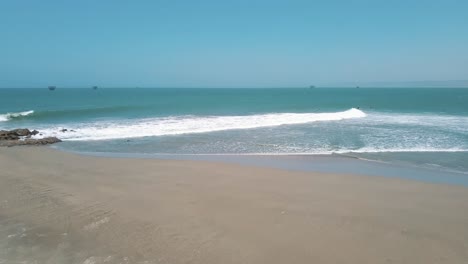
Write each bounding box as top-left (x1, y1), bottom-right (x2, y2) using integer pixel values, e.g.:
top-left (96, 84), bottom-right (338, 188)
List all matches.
top-left (0, 147), bottom-right (467, 264)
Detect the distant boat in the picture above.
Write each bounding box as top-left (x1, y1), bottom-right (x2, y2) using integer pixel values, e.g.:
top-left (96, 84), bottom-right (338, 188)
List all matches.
top-left (48, 86), bottom-right (56, 91)
top-left (356, 86), bottom-right (360, 89)
top-left (92, 86), bottom-right (98, 90)
top-left (309, 85), bottom-right (316, 89)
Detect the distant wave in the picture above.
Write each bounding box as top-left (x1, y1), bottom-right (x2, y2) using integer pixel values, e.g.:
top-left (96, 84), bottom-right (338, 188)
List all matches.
top-left (0, 106), bottom-right (138, 122)
top-left (0, 110), bottom-right (34, 122)
top-left (35, 108), bottom-right (366, 141)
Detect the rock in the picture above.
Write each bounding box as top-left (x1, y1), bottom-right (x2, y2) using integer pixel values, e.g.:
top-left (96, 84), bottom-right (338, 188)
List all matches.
top-left (0, 128), bottom-right (61, 147)
top-left (11, 128), bottom-right (31, 136)
top-left (0, 137), bottom-right (62, 147)
top-left (0, 128), bottom-right (36, 138)
top-left (23, 137), bottom-right (62, 145)
top-left (0, 134), bottom-right (19, 140)
top-left (0, 130), bottom-right (20, 140)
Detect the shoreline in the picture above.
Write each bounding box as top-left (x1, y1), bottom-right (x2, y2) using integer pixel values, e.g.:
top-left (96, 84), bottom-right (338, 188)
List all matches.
top-left (1, 146), bottom-right (468, 263)
top-left (51, 145), bottom-right (468, 187)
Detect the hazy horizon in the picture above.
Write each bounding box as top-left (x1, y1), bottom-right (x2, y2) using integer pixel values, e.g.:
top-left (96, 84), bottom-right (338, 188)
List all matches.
top-left (2, 79), bottom-right (468, 89)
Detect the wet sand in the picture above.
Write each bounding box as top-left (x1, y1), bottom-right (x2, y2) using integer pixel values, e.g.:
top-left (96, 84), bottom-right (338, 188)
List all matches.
top-left (1, 147), bottom-right (467, 264)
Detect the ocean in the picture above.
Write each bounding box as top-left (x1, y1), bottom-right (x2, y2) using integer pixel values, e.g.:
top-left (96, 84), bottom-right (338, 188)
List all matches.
top-left (1, 88), bottom-right (468, 175)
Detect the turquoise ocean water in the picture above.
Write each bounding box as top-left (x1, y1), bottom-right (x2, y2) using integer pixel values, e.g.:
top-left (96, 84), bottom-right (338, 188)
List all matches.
top-left (1, 88), bottom-right (468, 174)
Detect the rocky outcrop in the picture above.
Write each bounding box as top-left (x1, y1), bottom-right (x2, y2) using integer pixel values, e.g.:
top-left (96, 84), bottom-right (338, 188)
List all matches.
top-left (0, 130), bottom-right (20, 140)
top-left (0, 129), bottom-right (62, 147)
top-left (11, 128), bottom-right (31, 136)
top-left (1, 128), bottom-right (35, 140)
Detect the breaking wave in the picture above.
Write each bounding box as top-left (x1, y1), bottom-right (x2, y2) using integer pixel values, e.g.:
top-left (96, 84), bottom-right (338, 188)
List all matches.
top-left (0, 110), bottom-right (34, 122)
top-left (36, 108), bottom-right (366, 141)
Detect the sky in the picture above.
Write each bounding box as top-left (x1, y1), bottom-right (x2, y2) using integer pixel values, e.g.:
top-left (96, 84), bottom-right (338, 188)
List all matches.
top-left (1, 0), bottom-right (467, 88)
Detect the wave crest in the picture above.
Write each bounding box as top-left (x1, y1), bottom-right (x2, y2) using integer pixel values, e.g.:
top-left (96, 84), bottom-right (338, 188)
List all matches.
top-left (37, 108), bottom-right (366, 141)
top-left (0, 110), bottom-right (34, 122)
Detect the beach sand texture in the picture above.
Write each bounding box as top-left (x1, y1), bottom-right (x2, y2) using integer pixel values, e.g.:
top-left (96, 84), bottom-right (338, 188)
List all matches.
top-left (1, 147), bottom-right (467, 264)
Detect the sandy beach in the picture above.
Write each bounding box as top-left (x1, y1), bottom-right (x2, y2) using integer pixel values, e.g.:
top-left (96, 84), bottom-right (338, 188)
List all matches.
top-left (1, 147), bottom-right (467, 264)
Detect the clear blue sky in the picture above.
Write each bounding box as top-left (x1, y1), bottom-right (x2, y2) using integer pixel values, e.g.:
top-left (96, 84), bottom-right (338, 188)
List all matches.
top-left (1, 0), bottom-right (467, 88)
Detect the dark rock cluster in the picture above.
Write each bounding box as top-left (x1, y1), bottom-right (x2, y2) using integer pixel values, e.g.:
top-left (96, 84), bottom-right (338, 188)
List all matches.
top-left (0, 129), bottom-right (61, 147)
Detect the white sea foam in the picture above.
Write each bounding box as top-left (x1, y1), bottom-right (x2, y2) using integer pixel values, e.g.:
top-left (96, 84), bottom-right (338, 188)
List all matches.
top-left (221, 147), bottom-right (468, 155)
top-left (0, 110), bottom-right (34, 122)
top-left (135, 148), bottom-right (468, 156)
top-left (35, 108), bottom-right (366, 141)
top-left (336, 147), bottom-right (468, 154)
top-left (367, 112), bottom-right (468, 133)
